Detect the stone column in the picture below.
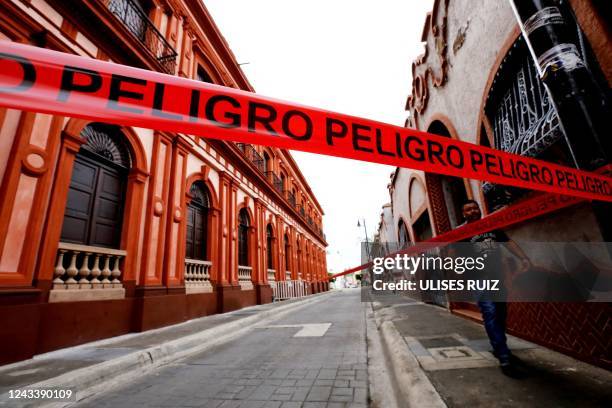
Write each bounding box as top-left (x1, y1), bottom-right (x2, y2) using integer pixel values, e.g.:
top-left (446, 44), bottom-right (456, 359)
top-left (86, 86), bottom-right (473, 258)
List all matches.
top-left (138, 132), bottom-right (173, 289)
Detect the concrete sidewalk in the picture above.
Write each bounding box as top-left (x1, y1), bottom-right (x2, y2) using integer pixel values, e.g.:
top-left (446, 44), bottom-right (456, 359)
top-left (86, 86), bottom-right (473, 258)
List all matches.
top-left (368, 291), bottom-right (612, 407)
top-left (0, 293), bottom-right (331, 407)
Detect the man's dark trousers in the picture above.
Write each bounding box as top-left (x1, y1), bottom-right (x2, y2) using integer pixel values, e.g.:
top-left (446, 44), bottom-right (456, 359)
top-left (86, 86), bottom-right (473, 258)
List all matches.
top-left (477, 301), bottom-right (511, 363)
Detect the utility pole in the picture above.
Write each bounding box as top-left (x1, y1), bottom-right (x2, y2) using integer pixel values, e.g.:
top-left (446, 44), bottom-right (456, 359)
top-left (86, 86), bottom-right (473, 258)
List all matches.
top-left (358, 218), bottom-right (371, 287)
top-left (357, 218), bottom-right (371, 261)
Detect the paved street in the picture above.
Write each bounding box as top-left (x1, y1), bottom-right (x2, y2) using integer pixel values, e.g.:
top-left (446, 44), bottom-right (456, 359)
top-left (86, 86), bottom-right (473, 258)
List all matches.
top-left (2, 289), bottom-right (610, 407)
top-left (76, 290), bottom-right (368, 408)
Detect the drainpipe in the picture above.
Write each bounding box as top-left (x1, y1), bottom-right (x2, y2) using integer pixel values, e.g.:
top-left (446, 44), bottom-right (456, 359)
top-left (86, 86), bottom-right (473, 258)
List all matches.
top-left (509, 0), bottom-right (612, 241)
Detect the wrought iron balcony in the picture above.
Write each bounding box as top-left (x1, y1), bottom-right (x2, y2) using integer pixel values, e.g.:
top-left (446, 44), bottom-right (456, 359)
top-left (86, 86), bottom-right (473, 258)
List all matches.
top-left (487, 41), bottom-right (563, 159)
top-left (236, 146), bottom-right (324, 241)
top-left (265, 171), bottom-right (284, 194)
top-left (108, 0), bottom-right (178, 74)
top-left (286, 191), bottom-right (297, 208)
top-left (482, 36), bottom-right (566, 209)
top-left (236, 143), bottom-right (265, 173)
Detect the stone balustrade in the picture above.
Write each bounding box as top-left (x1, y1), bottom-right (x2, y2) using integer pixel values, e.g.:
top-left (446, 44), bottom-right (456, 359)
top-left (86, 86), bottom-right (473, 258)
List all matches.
top-left (238, 265), bottom-right (253, 290)
top-left (50, 242), bottom-right (127, 302)
top-left (285, 270), bottom-right (291, 280)
top-left (185, 259), bottom-right (213, 294)
top-left (267, 269), bottom-right (276, 283)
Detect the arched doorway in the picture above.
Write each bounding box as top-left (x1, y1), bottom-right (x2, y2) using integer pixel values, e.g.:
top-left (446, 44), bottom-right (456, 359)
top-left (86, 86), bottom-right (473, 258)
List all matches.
top-left (236, 208), bottom-right (253, 289)
top-left (284, 233), bottom-right (291, 280)
top-left (266, 224), bottom-right (275, 271)
top-left (398, 219), bottom-right (410, 250)
top-left (296, 238), bottom-right (302, 280)
top-left (238, 209), bottom-right (250, 267)
top-left (185, 181), bottom-right (210, 261)
top-left (425, 120), bottom-right (469, 233)
top-left (408, 177), bottom-right (434, 242)
top-left (184, 180), bottom-right (213, 292)
top-left (60, 123), bottom-right (131, 248)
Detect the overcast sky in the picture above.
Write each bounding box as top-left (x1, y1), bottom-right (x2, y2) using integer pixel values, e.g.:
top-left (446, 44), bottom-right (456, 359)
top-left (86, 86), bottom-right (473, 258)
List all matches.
top-left (205, 0), bottom-right (434, 272)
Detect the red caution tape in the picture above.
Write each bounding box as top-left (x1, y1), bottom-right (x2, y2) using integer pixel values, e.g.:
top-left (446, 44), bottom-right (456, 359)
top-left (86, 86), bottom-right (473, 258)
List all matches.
top-left (329, 192), bottom-right (583, 280)
top-left (0, 42), bottom-right (611, 202)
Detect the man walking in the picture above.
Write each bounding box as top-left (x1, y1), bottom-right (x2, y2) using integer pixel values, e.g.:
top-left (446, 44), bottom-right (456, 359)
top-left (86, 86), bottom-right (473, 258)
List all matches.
top-left (461, 199), bottom-right (531, 377)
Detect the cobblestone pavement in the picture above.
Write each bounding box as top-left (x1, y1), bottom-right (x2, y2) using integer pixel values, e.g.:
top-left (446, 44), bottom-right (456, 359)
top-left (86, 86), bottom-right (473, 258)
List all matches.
top-left (76, 289), bottom-right (367, 408)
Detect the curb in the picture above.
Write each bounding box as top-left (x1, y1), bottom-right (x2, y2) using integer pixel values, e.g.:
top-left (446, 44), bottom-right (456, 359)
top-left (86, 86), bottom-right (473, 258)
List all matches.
top-left (364, 303), bottom-right (399, 408)
top-left (1, 292), bottom-right (331, 408)
top-left (370, 300), bottom-right (447, 408)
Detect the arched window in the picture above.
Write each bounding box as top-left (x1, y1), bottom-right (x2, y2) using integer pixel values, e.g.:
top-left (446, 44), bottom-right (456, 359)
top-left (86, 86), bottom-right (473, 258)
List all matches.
top-left (398, 220), bottom-right (409, 249)
top-left (280, 172), bottom-right (287, 192)
top-left (60, 123), bottom-right (131, 248)
top-left (196, 65), bottom-right (213, 84)
top-left (186, 181), bottom-right (210, 260)
top-left (305, 245), bottom-right (310, 279)
top-left (263, 152), bottom-right (272, 173)
top-left (408, 177), bottom-right (433, 241)
top-left (266, 224), bottom-right (274, 270)
top-left (296, 238), bottom-right (302, 277)
top-left (413, 211), bottom-right (433, 242)
top-left (285, 186), bottom-right (295, 207)
top-left (238, 209), bottom-right (250, 266)
top-left (284, 233), bottom-right (290, 271)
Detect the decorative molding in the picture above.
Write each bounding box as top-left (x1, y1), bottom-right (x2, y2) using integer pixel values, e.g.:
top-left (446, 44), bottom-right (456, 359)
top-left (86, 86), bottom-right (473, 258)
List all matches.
top-left (173, 206), bottom-right (182, 222)
top-left (406, 0), bottom-right (449, 128)
top-left (153, 198), bottom-right (164, 216)
top-left (21, 146), bottom-right (48, 176)
top-left (201, 164), bottom-right (210, 182)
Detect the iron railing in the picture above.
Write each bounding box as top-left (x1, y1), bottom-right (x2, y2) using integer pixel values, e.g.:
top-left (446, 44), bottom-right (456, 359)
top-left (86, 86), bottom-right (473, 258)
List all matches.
top-left (286, 191), bottom-right (296, 208)
top-left (237, 147), bottom-right (325, 241)
top-left (108, 0), bottom-right (178, 74)
top-left (236, 143), bottom-right (265, 173)
top-left (483, 35), bottom-right (564, 207)
top-left (487, 41), bottom-right (562, 158)
top-left (265, 171), bottom-right (284, 194)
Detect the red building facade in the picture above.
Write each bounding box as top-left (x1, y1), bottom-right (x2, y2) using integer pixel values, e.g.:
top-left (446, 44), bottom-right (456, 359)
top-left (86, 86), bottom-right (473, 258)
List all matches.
top-left (0, 0), bottom-right (328, 365)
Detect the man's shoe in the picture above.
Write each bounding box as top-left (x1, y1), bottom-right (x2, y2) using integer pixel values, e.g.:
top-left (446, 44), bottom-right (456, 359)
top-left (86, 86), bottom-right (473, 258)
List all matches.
top-left (493, 351), bottom-right (526, 366)
top-left (500, 362), bottom-right (525, 379)
top-left (509, 354), bottom-right (526, 366)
